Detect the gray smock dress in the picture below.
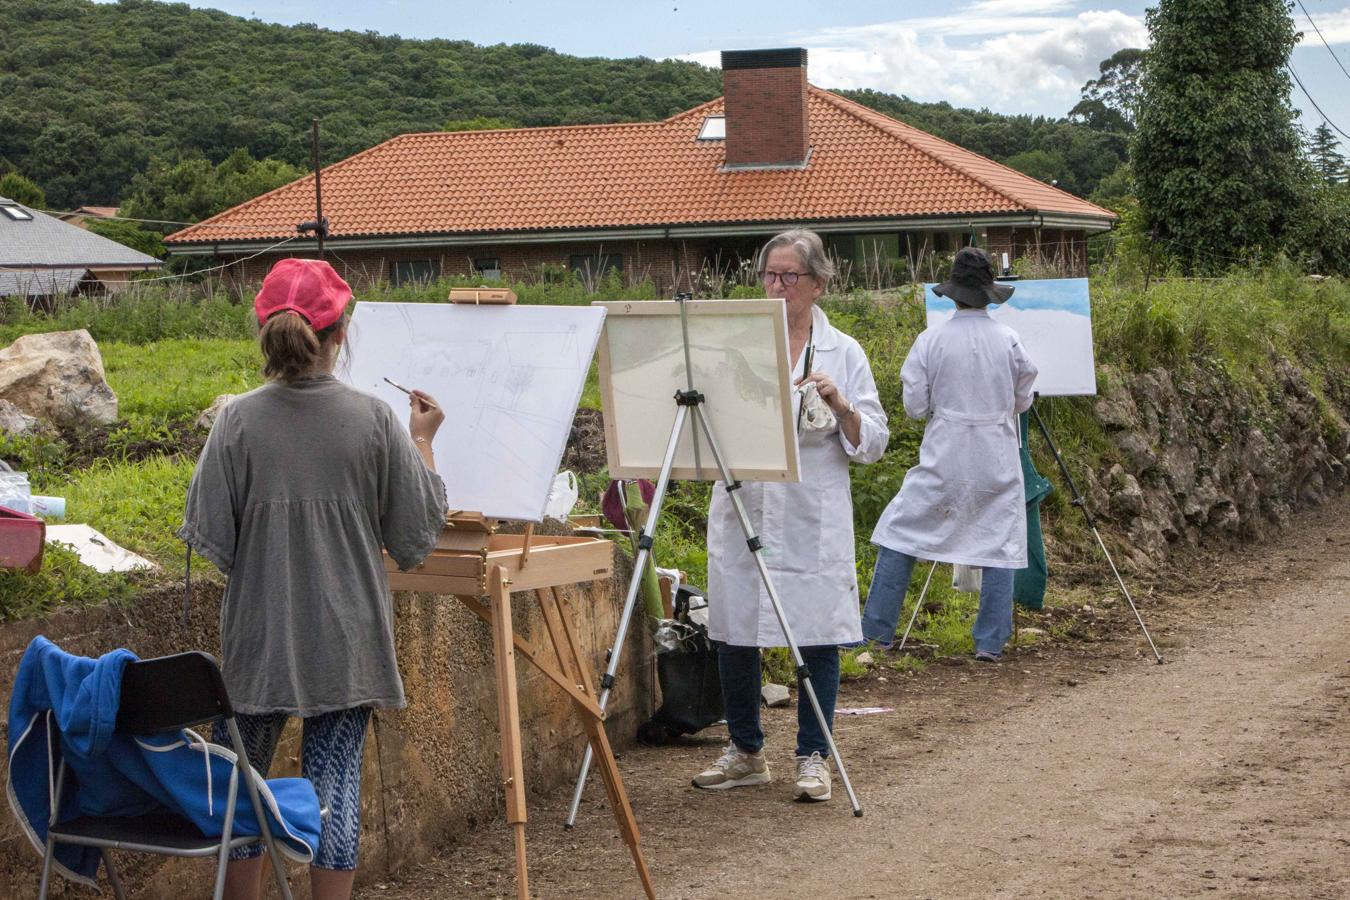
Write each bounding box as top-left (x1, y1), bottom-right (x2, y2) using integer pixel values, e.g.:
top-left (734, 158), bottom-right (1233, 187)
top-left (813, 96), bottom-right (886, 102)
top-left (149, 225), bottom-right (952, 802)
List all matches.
top-left (178, 375), bottom-right (448, 717)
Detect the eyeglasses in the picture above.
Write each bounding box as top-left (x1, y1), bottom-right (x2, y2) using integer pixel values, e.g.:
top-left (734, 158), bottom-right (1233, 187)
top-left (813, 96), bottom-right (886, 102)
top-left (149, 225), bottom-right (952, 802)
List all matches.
top-left (760, 270), bottom-right (809, 286)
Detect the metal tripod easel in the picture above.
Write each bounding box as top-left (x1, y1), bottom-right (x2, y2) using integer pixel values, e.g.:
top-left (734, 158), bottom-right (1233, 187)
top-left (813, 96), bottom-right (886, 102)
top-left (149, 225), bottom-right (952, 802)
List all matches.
top-left (565, 296), bottom-right (865, 827)
top-left (1029, 400), bottom-right (1163, 664)
top-left (887, 403), bottom-right (1162, 664)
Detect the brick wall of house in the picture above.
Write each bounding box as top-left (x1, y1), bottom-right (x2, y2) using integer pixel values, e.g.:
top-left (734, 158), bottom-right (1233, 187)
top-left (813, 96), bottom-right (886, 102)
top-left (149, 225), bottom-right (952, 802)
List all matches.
top-left (220, 237), bottom-right (720, 296)
top-left (210, 226), bottom-right (1091, 294)
top-left (986, 226), bottom-right (1090, 275)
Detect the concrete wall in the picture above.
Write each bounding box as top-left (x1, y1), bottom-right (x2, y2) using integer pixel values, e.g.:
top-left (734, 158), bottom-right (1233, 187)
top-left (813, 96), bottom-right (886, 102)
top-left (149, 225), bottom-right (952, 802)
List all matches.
top-left (0, 542), bottom-right (651, 898)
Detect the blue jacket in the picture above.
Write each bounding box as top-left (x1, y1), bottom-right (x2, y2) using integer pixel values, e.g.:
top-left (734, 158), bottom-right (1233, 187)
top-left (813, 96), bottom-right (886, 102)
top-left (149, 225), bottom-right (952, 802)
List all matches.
top-left (6, 636), bottom-right (321, 887)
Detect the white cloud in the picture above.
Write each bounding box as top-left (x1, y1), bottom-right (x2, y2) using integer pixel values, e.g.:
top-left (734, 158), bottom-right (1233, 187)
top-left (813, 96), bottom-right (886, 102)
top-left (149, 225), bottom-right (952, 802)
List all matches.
top-left (1296, 7), bottom-right (1350, 45)
top-left (677, 5), bottom-right (1147, 117)
top-left (967, 0), bottom-right (1078, 17)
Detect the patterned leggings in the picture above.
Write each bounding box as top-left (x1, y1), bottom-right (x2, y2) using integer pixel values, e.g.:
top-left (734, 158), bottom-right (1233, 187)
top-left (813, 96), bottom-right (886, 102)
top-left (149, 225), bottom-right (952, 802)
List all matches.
top-left (213, 706), bottom-right (372, 871)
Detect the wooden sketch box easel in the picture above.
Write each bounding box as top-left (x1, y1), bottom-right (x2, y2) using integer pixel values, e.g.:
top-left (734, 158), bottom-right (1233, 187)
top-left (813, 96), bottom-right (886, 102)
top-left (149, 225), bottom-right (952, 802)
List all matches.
top-left (385, 513), bottom-right (656, 899)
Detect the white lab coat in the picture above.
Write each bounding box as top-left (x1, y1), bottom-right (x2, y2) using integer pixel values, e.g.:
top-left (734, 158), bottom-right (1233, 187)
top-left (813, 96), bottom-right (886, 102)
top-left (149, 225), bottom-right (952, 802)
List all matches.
top-left (707, 304), bottom-right (890, 648)
top-left (871, 308), bottom-right (1038, 568)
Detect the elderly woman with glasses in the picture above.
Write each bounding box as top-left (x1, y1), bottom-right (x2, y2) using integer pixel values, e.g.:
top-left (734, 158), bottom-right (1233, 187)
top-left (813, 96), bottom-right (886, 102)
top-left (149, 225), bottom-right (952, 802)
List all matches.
top-left (693, 229), bottom-right (889, 803)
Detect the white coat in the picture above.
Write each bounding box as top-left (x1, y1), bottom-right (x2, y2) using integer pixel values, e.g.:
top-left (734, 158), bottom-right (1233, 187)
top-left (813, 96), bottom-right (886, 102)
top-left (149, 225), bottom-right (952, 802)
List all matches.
top-left (707, 304), bottom-right (890, 648)
top-left (871, 308), bottom-right (1038, 568)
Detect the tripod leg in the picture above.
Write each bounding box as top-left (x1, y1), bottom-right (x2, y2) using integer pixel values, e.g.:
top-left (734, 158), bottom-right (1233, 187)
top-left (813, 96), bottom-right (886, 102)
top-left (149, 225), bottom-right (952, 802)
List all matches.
top-left (895, 561), bottom-right (937, 652)
top-left (1029, 403), bottom-right (1163, 664)
top-left (566, 404), bottom-right (690, 828)
top-left (692, 405), bottom-right (864, 817)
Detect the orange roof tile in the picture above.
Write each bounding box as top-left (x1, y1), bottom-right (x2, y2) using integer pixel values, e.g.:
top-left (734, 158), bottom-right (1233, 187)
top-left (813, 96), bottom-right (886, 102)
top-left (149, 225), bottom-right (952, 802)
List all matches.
top-left (166, 86), bottom-right (1115, 245)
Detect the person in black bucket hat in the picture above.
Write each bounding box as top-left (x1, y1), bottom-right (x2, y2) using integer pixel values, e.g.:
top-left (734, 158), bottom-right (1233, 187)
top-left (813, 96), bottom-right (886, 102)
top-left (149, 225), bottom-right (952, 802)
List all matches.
top-left (848, 244), bottom-right (1038, 663)
top-left (933, 246), bottom-right (1014, 308)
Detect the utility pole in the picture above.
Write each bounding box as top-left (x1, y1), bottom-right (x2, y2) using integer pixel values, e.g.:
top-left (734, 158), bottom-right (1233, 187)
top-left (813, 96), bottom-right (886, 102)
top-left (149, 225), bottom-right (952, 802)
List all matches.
top-left (297, 118), bottom-right (329, 257)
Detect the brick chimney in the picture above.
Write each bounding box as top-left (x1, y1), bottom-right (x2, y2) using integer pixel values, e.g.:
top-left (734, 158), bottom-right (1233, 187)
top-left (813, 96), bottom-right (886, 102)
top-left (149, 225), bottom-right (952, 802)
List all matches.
top-left (721, 48), bottom-right (810, 168)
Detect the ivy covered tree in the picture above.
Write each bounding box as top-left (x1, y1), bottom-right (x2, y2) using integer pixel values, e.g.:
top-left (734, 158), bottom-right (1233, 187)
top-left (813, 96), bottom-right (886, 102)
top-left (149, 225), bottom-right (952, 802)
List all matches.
top-left (1133, 0), bottom-right (1304, 272)
top-left (1307, 122), bottom-right (1345, 183)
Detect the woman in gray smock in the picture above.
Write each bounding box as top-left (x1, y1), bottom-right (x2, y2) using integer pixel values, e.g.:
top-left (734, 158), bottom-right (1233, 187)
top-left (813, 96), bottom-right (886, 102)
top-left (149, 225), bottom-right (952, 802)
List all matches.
top-left (179, 258), bottom-right (448, 900)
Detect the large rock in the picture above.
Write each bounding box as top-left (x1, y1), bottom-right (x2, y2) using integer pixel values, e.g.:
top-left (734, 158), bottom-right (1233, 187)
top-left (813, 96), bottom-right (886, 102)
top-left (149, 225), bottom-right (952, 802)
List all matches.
top-left (0, 330), bottom-right (117, 426)
top-left (195, 393), bottom-right (236, 431)
top-left (0, 399), bottom-right (45, 438)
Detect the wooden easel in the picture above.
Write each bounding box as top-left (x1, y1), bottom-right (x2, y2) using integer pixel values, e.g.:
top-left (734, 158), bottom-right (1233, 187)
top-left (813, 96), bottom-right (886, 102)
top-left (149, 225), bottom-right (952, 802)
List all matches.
top-left (386, 514), bottom-right (656, 900)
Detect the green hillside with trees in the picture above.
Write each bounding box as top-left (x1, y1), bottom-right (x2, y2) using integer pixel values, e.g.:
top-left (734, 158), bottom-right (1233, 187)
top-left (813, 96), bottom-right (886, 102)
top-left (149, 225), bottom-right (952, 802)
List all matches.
top-left (0, 0), bottom-right (1132, 218)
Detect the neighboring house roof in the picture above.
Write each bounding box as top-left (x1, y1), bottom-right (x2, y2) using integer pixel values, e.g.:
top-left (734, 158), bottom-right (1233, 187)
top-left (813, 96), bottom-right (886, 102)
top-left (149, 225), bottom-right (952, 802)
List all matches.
top-left (165, 86), bottom-right (1116, 248)
top-left (59, 206), bottom-right (121, 220)
top-left (0, 268), bottom-right (88, 298)
top-left (0, 200), bottom-right (161, 269)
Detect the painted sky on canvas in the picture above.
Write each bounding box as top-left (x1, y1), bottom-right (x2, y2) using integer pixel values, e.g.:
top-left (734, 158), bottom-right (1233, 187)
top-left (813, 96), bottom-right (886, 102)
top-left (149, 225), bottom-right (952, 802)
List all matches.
top-left (925, 278), bottom-right (1097, 396)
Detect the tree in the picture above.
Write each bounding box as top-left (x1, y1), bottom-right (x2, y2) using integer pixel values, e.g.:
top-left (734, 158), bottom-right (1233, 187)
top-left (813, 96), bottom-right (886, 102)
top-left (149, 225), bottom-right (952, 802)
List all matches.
top-left (442, 116), bottom-right (517, 132)
top-left (1307, 122), bottom-right (1345, 183)
top-left (1089, 163), bottom-right (1134, 212)
top-left (121, 150), bottom-right (303, 227)
top-left (0, 172), bottom-right (45, 209)
top-left (1003, 149), bottom-right (1068, 186)
top-left (84, 218), bottom-right (165, 258)
top-left (1070, 48), bottom-right (1146, 132)
top-left (1133, 0), bottom-right (1304, 273)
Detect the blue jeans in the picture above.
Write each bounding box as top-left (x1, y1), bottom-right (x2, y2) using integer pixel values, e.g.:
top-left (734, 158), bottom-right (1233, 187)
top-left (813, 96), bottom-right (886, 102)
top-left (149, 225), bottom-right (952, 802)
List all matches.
top-left (717, 642), bottom-right (840, 758)
top-left (860, 546), bottom-right (1015, 655)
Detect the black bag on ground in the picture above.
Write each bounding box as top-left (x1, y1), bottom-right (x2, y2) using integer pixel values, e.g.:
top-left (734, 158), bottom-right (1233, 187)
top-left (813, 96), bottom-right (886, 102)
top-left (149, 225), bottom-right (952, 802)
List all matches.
top-left (638, 584), bottom-right (723, 743)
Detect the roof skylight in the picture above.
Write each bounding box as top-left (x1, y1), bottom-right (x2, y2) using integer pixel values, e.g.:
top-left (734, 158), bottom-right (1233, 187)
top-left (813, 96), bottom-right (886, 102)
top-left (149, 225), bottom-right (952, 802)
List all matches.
top-left (0, 199), bottom-right (33, 221)
top-left (697, 116), bottom-right (726, 141)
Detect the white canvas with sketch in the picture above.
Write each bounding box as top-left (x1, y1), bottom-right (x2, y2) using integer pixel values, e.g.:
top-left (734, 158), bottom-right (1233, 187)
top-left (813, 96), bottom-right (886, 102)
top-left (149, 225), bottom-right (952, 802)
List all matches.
top-left (342, 301), bottom-right (606, 522)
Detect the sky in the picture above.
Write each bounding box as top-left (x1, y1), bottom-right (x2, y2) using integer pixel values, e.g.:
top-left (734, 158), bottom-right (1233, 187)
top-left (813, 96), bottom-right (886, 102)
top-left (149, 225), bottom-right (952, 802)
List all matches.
top-left (98, 0), bottom-right (1350, 142)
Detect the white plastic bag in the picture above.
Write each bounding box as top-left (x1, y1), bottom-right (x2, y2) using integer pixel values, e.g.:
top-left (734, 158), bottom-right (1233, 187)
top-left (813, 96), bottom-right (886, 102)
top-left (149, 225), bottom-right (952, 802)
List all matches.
top-left (0, 470), bottom-right (32, 514)
top-left (952, 563), bottom-right (983, 594)
top-left (796, 381), bottom-right (838, 433)
top-left (543, 470), bottom-right (579, 522)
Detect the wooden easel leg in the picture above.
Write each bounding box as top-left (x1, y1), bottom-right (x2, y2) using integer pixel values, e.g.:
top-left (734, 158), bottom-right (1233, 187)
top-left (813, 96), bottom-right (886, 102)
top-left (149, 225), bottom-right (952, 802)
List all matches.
top-left (537, 589), bottom-right (657, 899)
top-left (489, 566), bottom-right (530, 900)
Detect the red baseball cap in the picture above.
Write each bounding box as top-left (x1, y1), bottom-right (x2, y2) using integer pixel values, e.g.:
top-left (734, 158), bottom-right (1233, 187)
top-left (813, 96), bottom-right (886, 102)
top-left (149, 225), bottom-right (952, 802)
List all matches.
top-left (254, 258), bottom-right (352, 330)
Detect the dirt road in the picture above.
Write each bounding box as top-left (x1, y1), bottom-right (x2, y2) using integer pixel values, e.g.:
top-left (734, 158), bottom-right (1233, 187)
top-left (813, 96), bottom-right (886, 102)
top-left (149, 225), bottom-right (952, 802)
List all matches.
top-left (359, 498), bottom-right (1350, 899)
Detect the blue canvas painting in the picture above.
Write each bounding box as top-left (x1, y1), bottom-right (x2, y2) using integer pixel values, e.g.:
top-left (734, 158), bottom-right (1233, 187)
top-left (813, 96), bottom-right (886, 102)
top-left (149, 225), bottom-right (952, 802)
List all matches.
top-left (923, 277), bottom-right (1096, 396)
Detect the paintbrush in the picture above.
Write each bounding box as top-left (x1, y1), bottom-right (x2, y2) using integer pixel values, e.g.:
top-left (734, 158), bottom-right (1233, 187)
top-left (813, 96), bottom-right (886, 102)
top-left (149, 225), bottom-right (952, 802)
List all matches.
top-left (383, 376), bottom-right (440, 410)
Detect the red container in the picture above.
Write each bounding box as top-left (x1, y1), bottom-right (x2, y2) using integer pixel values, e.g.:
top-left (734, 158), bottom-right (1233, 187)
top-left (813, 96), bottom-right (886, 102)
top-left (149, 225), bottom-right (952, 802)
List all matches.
top-left (0, 505), bottom-right (45, 574)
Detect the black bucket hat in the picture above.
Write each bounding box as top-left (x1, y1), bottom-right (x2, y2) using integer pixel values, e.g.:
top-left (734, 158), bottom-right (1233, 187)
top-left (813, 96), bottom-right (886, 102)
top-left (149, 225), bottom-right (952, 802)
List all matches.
top-left (933, 246), bottom-right (1014, 308)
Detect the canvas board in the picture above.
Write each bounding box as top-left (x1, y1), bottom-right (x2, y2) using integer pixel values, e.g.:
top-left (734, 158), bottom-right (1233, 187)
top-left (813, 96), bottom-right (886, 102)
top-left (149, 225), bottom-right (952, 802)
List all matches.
top-left (343, 302), bottom-right (606, 522)
top-left (46, 525), bottom-right (157, 574)
top-left (595, 299), bottom-right (799, 482)
top-left (924, 277), bottom-right (1097, 396)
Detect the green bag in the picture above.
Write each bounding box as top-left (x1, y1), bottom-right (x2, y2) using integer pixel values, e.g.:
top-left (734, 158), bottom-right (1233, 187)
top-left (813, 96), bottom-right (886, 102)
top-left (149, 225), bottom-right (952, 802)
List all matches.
top-left (1014, 411), bottom-right (1053, 610)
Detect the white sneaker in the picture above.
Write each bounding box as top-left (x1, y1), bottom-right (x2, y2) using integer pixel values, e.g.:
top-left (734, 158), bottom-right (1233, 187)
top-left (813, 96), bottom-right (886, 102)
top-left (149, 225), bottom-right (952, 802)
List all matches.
top-left (691, 742), bottom-right (771, 790)
top-left (794, 752), bottom-right (832, 801)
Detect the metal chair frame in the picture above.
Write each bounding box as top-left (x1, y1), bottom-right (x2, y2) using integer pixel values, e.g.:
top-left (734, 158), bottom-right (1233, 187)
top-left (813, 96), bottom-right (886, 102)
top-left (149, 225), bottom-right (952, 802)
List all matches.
top-left (36, 651), bottom-right (294, 900)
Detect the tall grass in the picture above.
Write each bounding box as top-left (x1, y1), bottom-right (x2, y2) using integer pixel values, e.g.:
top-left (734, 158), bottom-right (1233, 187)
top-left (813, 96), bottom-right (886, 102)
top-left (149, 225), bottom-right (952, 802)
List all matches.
top-left (2, 265), bottom-right (1347, 631)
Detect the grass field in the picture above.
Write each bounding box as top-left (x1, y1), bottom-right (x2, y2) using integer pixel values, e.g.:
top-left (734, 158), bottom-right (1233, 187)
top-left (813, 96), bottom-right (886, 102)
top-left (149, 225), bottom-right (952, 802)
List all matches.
top-left (2, 269), bottom-right (1346, 665)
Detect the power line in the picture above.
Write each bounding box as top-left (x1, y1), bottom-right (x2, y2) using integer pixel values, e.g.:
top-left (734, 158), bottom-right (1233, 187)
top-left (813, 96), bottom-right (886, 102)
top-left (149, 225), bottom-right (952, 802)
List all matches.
top-left (1287, 63), bottom-right (1350, 141)
top-left (1296, 0), bottom-right (1350, 86)
top-left (126, 236), bottom-right (300, 283)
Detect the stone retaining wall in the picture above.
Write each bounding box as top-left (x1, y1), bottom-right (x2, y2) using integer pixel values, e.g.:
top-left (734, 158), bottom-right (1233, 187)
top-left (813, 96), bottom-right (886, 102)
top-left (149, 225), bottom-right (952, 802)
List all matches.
top-left (0, 549), bottom-right (650, 899)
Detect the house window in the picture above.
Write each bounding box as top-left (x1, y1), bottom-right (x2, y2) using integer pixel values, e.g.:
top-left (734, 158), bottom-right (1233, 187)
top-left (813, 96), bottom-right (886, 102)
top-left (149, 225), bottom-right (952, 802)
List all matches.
top-left (390, 259), bottom-right (440, 286)
top-left (473, 257), bottom-right (502, 280)
top-left (1, 205), bottom-right (33, 221)
top-left (569, 254), bottom-right (623, 277)
top-left (697, 116), bottom-right (726, 141)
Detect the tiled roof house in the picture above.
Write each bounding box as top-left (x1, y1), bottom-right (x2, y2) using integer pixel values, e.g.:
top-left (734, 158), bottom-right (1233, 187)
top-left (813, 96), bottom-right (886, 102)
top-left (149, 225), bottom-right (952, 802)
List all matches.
top-left (165, 48), bottom-right (1115, 290)
top-left (0, 198), bottom-right (161, 300)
